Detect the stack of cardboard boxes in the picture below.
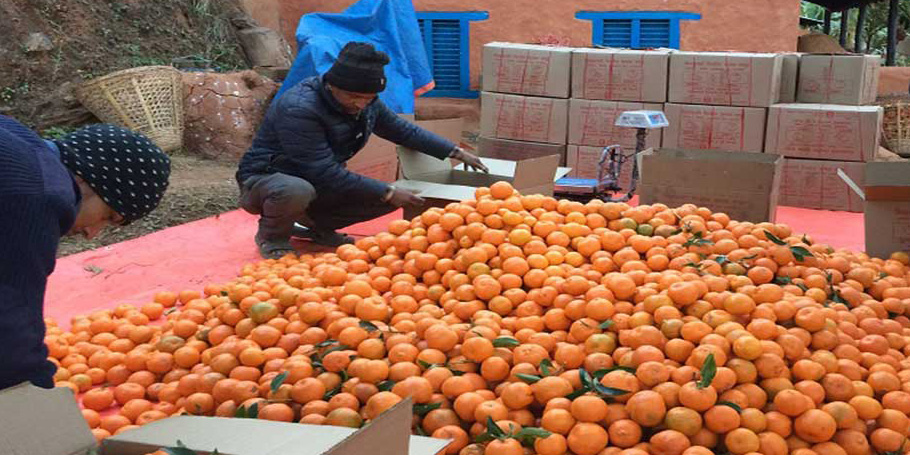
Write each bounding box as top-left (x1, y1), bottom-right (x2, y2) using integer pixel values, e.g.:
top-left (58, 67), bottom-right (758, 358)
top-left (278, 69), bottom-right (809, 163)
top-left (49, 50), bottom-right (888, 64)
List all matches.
top-left (769, 54), bottom-right (883, 212)
top-left (662, 52), bottom-right (782, 155)
top-left (478, 43), bottom-right (573, 162)
top-left (478, 43), bottom-right (888, 214)
top-left (564, 48), bottom-right (668, 183)
top-left (479, 43), bottom-right (669, 187)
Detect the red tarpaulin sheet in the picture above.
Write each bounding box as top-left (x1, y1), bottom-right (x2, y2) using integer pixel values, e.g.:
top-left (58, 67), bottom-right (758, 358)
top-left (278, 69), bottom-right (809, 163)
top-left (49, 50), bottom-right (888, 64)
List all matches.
top-left (45, 205), bottom-right (865, 328)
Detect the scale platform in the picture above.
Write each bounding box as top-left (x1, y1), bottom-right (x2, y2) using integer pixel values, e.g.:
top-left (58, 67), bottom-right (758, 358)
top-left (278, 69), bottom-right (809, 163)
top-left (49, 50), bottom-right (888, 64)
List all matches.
top-left (554, 177), bottom-right (599, 195)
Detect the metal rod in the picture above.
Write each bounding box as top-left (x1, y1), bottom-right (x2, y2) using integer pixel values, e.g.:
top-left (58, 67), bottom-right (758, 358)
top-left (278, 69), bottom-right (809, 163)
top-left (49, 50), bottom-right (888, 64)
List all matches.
top-left (887, 0), bottom-right (899, 66)
top-left (855, 4), bottom-right (867, 53)
top-left (839, 9), bottom-right (849, 49)
top-left (823, 9), bottom-right (832, 34)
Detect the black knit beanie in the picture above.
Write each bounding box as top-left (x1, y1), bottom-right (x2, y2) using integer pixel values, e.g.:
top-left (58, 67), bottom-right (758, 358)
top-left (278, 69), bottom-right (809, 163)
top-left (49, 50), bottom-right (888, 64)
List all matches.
top-left (54, 124), bottom-right (171, 224)
top-left (325, 42), bottom-right (390, 93)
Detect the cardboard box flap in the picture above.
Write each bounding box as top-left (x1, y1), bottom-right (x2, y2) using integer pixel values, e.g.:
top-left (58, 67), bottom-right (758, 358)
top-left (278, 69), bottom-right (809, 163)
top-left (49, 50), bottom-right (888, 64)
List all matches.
top-left (642, 149), bottom-right (782, 191)
top-left (511, 154), bottom-right (561, 190)
top-left (414, 118), bottom-right (464, 145)
top-left (102, 417), bottom-right (355, 455)
top-left (398, 147), bottom-right (454, 180)
top-left (454, 157), bottom-right (571, 182)
top-left (866, 162), bottom-right (910, 187)
top-left (0, 383), bottom-right (95, 455)
top-left (395, 179), bottom-right (482, 202)
top-left (326, 396), bottom-right (414, 455)
top-left (838, 168), bottom-right (867, 201)
top-left (103, 398), bottom-right (448, 455)
top-left (862, 162), bottom-right (910, 201)
top-left (649, 148), bottom-right (782, 165)
top-left (639, 149), bottom-right (782, 223)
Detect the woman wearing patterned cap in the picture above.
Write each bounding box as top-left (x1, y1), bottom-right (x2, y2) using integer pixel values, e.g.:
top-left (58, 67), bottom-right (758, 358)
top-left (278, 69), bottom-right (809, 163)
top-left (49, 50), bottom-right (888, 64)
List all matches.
top-left (0, 114), bottom-right (171, 391)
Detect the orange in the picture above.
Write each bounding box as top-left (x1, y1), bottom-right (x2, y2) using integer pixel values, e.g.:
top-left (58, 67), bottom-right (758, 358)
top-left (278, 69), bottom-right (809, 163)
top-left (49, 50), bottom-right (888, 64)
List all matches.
top-left (258, 403), bottom-right (295, 422)
top-left (794, 409), bottom-right (837, 443)
top-left (82, 387), bottom-right (115, 412)
top-left (725, 428), bottom-right (760, 455)
top-left (364, 391), bottom-right (402, 420)
top-left (534, 433), bottom-right (568, 455)
top-left (704, 405), bottom-right (741, 433)
top-left (626, 390), bottom-right (666, 427)
top-left (484, 438), bottom-right (522, 455)
top-left (434, 425), bottom-right (470, 455)
top-left (567, 422), bottom-right (609, 455)
top-left (649, 429), bottom-right (691, 455)
top-left (678, 382), bottom-right (717, 412)
top-left (608, 419), bottom-right (643, 448)
top-left (541, 409), bottom-right (576, 435)
top-left (570, 395), bottom-right (609, 422)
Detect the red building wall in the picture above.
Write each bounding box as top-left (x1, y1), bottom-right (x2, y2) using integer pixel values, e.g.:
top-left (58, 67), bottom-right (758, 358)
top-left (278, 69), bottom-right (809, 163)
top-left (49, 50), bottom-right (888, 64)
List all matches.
top-left (255, 0), bottom-right (801, 90)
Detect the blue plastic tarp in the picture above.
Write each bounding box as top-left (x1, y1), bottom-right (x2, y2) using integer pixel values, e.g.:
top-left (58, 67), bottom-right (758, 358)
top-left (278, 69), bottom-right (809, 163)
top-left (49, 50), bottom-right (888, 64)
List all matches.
top-left (276, 0), bottom-right (433, 114)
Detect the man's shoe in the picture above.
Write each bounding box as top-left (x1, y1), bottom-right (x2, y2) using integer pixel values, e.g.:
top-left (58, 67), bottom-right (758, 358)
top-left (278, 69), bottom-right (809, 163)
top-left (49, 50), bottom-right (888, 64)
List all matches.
top-left (291, 224), bottom-right (354, 247)
top-left (255, 233), bottom-right (297, 259)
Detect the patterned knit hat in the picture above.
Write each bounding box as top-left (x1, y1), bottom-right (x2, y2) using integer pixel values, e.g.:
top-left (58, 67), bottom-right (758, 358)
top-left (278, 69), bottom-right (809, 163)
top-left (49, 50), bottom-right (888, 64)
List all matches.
top-left (54, 124), bottom-right (170, 224)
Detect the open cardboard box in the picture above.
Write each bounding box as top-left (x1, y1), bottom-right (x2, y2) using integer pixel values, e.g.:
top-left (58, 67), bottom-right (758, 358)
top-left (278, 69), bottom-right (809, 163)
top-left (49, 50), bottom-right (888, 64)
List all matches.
top-left (638, 148), bottom-right (783, 223)
top-left (0, 383), bottom-right (448, 455)
top-left (839, 162), bottom-right (910, 258)
top-left (393, 148), bottom-right (571, 219)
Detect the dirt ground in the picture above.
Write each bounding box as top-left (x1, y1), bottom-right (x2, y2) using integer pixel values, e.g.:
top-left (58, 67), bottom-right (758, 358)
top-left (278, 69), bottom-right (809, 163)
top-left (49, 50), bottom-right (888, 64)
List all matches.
top-left (0, 0), bottom-right (247, 131)
top-left (57, 154), bottom-right (240, 257)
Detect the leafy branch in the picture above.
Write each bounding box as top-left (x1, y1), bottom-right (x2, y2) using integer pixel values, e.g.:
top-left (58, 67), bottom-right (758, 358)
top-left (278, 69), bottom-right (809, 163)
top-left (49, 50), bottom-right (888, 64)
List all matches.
top-left (773, 276), bottom-right (809, 292)
top-left (234, 402), bottom-right (259, 419)
top-left (493, 337), bottom-right (520, 348)
top-left (475, 416), bottom-right (552, 447)
top-left (414, 402), bottom-right (442, 417)
top-left (717, 401), bottom-right (742, 413)
top-left (566, 367), bottom-right (630, 400)
top-left (764, 230), bottom-right (813, 262)
top-left (683, 231), bottom-right (714, 248)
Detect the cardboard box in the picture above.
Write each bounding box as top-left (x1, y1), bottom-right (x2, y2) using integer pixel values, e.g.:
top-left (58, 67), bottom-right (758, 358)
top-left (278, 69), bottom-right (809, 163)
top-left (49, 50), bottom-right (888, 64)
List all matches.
top-left (797, 54), bottom-right (881, 105)
top-left (347, 114), bottom-right (442, 183)
top-left (781, 159), bottom-right (865, 212)
top-left (565, 145), bottom-right (634, 186)
top-left (663, 103), bottom-right (767, 153)
top-left (0, 383), bottom-right (448, 455)
top-left (347, 134), bottom-right (399, 182)
top-left (394, 148), bottom-right (571, 219)
top-left (840, 162), bottom-right (910, 258)
top-left (668, 52), bottom-right (783, 107)
top-left (567, 99), bottom-right (664, 148)
top-left (477, 136), bottom-right (567, 163)
top-left (482, 42), bottom-right (573, 98)
top-left (779, 53), bottom-right (801, 103)
top-left (480, 92), bottom-right (569, 144)
top-left (571, 48), bottom-right (671, 102)
top-left (639, 148), bottom-right (783, 223)
top-left (765, 103), bottom-right (883, 162)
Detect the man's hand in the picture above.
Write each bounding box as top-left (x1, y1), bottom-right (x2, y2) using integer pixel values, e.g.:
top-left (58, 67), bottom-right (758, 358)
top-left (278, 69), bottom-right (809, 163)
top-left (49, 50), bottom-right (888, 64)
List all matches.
top-left (450, 147), bottom-right (489, 173)
top-left (386, 187), bottom-right (425, 207)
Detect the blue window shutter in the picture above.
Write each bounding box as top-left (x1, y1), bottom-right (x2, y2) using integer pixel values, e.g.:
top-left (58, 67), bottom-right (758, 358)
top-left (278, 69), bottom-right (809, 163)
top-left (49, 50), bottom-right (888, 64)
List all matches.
top-left (428, 19), bottom-right (462, 91)
top-left (416, 12), bottom-right (488, 98)
top-left (577, 11), bottom-right (701, 50)
top-left (602, 20), bottom-right (633, 48)
top-left (638, 19), bottom-right (671, 48)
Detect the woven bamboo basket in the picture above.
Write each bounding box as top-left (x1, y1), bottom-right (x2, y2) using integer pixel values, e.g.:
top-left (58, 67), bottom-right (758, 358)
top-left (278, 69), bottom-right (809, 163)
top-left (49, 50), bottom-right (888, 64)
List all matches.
top-left (75, 66), bottom-right (185, 152)
top-left (880, 94), bottom-right (910, 158)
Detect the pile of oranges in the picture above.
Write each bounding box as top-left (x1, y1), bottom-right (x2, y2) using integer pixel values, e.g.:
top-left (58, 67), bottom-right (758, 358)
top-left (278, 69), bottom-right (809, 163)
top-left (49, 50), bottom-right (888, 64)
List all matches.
top-left (47, 181), bottom-right (910, 455)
